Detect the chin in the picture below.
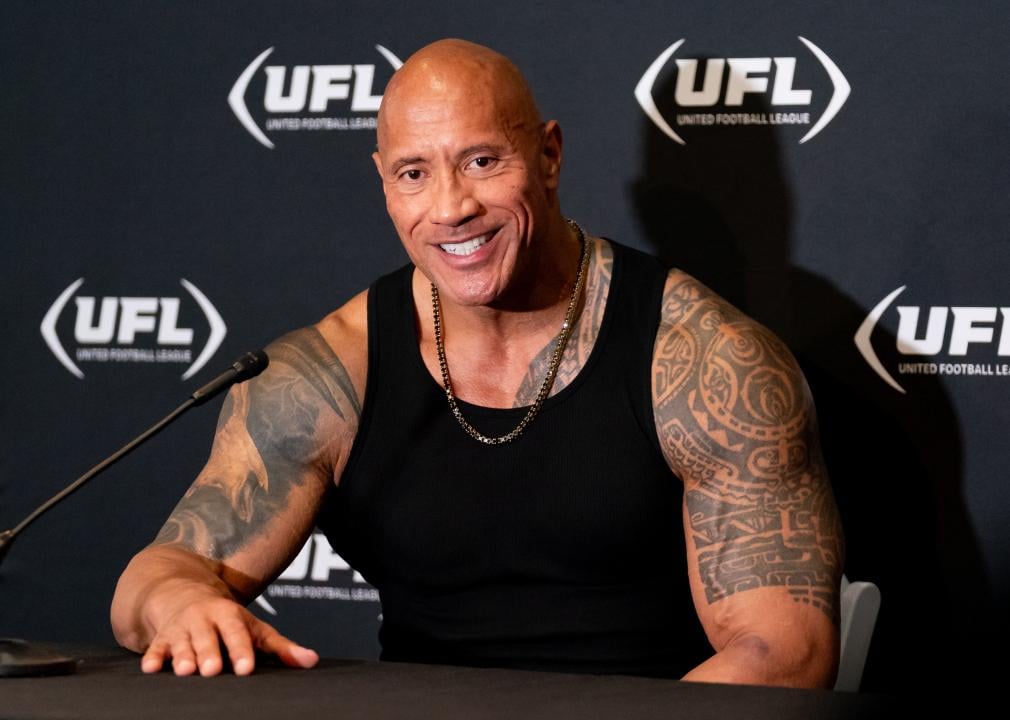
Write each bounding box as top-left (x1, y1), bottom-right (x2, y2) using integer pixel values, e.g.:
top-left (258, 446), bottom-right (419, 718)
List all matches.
top-left (440, 279), bottom-right (504, 308)
top-left (427, 253), bottom-right (515, 308)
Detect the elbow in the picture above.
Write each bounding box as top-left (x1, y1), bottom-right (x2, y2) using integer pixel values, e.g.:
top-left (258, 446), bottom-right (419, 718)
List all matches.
top-left (733, 627), bottom-right (839, 689)
top-left (785, 634), bottom-right (838, 689)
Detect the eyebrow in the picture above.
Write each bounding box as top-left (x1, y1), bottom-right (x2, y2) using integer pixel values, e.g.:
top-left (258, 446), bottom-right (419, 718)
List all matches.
top-left (457, 142), bottom-right (510, 159)
top-left (389, 156), bottom-right (426, 174)
top-left (388, 143), bottom-right (512, 175)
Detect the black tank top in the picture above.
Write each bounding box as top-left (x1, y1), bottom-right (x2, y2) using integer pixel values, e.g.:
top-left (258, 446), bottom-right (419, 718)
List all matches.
top-left (318, 240), bottom-right (711, 678)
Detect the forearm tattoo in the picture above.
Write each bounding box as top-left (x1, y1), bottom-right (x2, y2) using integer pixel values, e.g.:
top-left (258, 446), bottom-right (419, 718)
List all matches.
top-left (654, 272), bottom-right (844, 621)
top-left (513, 238), bottom-right (613, 406)
top-left (154, 327), bottom-right (361, 560)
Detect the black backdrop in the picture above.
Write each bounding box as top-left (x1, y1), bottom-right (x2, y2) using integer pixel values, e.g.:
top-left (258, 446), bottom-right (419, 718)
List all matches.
top-left (3, 1), bottom-right (1008, 693)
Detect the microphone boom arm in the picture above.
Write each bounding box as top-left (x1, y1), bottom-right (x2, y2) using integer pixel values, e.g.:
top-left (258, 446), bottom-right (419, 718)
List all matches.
top-left (0, 349), bottom-right (268, 566)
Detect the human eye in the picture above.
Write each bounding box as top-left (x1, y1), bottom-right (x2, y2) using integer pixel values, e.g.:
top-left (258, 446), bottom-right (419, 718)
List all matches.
top-left (397, 167), bottom-right (425, 183)
top-left (465, 155), bottom-right (499, 172)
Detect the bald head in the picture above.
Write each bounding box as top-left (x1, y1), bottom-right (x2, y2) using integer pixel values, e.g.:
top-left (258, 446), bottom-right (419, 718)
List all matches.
top-left (371, 39), bottom-right (567, 307)
top-left (376, 39), bottom-right (542, 152)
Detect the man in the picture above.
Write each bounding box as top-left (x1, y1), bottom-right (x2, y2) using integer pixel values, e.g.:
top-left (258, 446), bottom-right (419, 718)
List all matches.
top-left (111, 38), bottom-right (844, 688)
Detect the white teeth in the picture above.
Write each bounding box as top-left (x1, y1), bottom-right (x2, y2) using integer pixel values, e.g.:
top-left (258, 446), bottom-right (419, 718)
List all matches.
top-left (440, 234), bottom-right (490, 256)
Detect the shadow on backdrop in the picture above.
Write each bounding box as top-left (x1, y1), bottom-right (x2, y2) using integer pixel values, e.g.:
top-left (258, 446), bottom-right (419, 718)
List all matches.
top-left (629, 66), bottom-right (996, 692)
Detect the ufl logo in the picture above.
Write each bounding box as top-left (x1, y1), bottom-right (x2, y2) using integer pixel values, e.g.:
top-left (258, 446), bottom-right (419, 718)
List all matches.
top-left (41, 278), bottom-right (226, 380)
top-left (254, 533), bottom-right (376, 617)
top-left (856, 286), bottom-right (1010, 393)
top-left (635, 37), bottom-right (849, 145)
top-left (229, 45), bottom-right (403, 149)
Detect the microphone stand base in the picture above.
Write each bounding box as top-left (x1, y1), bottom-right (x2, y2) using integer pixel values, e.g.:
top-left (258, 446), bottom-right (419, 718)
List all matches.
top-left (0, 638), bottom-right (77, 677)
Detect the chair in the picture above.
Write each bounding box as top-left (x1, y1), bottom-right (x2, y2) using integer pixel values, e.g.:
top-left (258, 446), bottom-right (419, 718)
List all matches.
top-left (834, 574), bottom-right (881, 692)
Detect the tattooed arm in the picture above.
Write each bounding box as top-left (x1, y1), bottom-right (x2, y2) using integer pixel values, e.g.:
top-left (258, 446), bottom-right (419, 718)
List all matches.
top-left (111, 300), bottom-right (366, 676)
top-left (652, 270), bottom-right (845, 688)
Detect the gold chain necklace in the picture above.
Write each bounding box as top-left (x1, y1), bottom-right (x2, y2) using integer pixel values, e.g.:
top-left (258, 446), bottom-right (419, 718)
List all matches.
top-left (430, 218), bottom-right (590, 445)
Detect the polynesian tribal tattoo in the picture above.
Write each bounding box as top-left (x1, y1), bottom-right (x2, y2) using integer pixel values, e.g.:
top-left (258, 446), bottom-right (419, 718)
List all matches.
top-left (154, 327), bottom-right (361, 560)
top-left (653, 271), bottom-right (844, 621)
top-left (513, 238), bottom-right (613, 406)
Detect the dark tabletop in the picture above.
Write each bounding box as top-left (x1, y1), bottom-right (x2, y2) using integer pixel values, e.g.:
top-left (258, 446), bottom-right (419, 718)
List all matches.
top-left (0, 646), bottom-right (895, 719)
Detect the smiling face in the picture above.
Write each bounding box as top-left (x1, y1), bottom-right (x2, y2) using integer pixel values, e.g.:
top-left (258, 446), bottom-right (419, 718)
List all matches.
top-left (373, 40), bottom-right (563, 309)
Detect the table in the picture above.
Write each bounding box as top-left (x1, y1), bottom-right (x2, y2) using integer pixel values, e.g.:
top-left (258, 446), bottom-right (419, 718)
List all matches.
top-left (0, 646), bottom-right (894, 719)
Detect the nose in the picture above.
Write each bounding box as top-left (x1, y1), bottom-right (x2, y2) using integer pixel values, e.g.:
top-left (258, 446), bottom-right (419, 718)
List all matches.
top-left (427, 171), bottom-right (480, 227)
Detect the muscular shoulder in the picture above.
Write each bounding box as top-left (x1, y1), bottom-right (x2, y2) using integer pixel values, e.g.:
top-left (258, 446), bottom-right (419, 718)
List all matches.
top-left (312, 288), bottom-right (369, 408)
top-left (234, 290), bottom-right (368, 476)
top-left (652, 268), bottom-right (816, 484)
top-left (655, 268), bottom-right (756, 338)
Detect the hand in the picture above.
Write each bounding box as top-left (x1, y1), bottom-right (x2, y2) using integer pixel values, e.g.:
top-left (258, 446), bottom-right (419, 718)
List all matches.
top-left (140, 596), bottom-right (319, 676)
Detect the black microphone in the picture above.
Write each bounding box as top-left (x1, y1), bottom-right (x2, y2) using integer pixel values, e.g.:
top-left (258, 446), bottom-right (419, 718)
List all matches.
top-left (191, 349), bottom-right (269, 405)
top-left (0, 350), bottom-right (269, 677)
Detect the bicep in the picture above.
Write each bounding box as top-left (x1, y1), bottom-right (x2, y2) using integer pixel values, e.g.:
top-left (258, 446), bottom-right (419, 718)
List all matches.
top-left (653, 271), bottom-right (844, 650)
top-left (154, 327), bottom-right (362, 597)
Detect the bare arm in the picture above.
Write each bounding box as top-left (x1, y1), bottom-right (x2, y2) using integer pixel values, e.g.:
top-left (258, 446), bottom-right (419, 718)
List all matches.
top-left (111, 320), bottom-right (364, 675)
top-left (652, 269), bottom-right (845, 688)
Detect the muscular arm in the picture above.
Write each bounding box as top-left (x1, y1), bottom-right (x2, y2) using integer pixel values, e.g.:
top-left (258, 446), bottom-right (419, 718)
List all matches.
top-left (111, 322), bottom-right (364, 675)
top-left (652, 270), bottom-right (845, 688)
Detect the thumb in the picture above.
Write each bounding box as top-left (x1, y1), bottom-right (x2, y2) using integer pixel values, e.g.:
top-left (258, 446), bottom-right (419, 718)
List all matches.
top-left (251, 620), bottom-right (319, 669)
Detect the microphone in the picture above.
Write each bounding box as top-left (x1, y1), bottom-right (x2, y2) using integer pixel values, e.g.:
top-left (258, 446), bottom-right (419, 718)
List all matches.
top-left (0, 350), bottom-right (269, 677)
top-left (191, 349), bottom-right (268, 405)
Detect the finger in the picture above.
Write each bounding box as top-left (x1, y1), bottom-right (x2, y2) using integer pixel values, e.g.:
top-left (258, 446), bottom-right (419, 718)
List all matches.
top-left (141, 639), bottom-right (169, 674)
top-left (252, 622), bottom-right (319, 669)
top-left (189, 617), bottom-right (225, 677)
top-left (168, 633), bottom-right (198, 676)
top-left (217, 615), bottom-right (257, 676)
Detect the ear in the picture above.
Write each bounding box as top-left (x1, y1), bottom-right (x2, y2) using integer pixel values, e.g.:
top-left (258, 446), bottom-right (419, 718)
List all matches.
top-left (372, 150), bottom-right (387, 195)
top-left (540, 120), bottom-right (563, 190)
